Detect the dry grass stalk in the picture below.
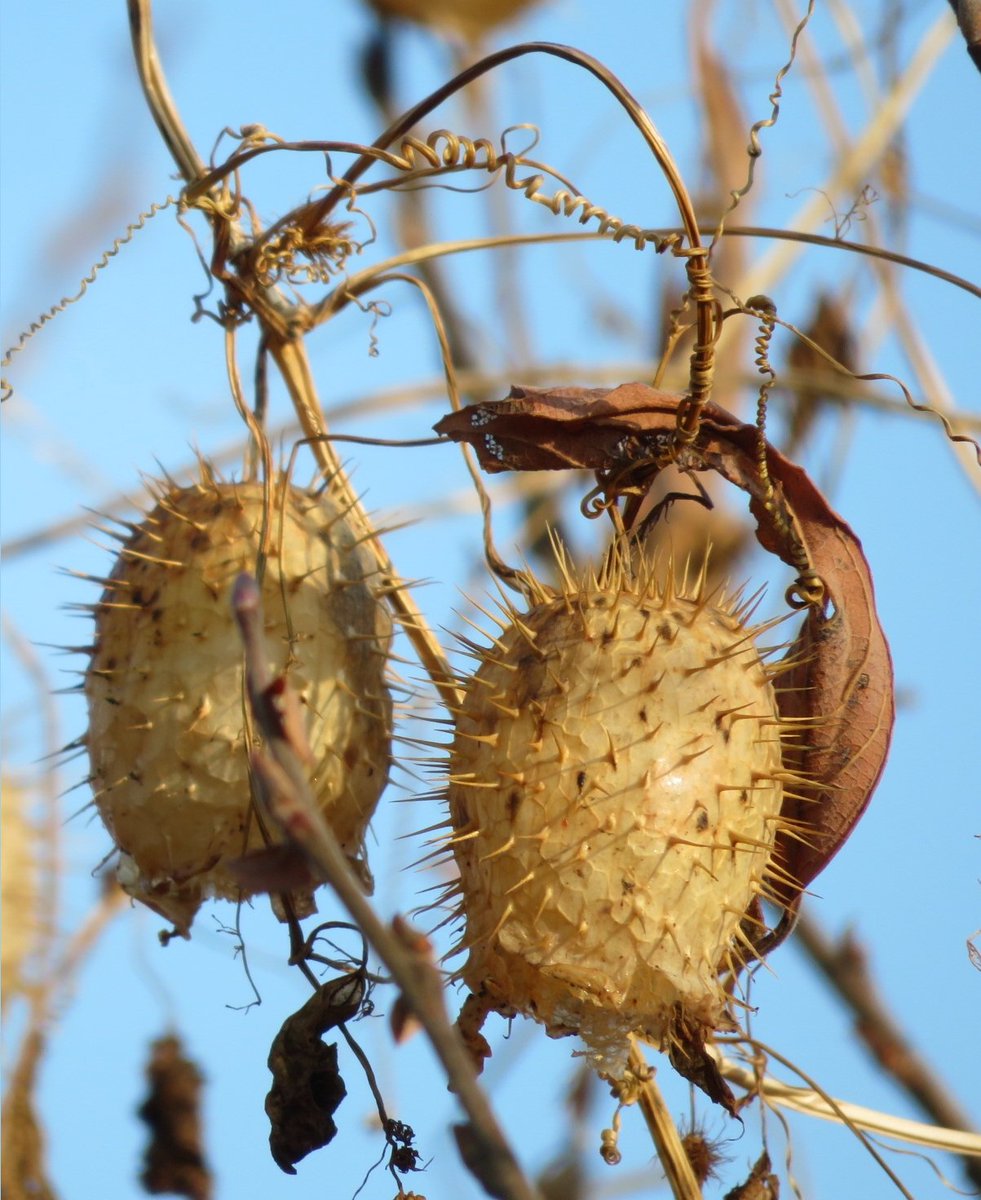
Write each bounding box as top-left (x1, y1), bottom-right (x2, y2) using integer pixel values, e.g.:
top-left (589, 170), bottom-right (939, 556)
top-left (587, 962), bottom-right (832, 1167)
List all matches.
top-left (1, 778), bottom-right (39, 1007)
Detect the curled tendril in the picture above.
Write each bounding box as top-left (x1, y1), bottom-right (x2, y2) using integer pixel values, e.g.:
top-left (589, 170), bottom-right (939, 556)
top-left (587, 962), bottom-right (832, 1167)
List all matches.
top-left (253, 220), bottom-right (359, 287)
top-left (189, 124), bottom-right (684, 262)
top-left (371, 126), bottom-right (682, 254)
top-left (713, 0), bottom-right (817, 239)
top-left (599, 1124), bottom-right (622, 1167)
top-left (1, 196), bottom-right (178, 400)
top-left (786, 570), bottom-right (826, 611)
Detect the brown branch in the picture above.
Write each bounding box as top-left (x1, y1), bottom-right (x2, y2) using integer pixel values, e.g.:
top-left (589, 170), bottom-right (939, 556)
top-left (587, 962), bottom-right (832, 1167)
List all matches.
top-left (627, 1043), bottom-right (703, 1200)
top-left (231, 573), bottom-right (539, 1200)
top-left (794, 906), bottom-right (981, 1190)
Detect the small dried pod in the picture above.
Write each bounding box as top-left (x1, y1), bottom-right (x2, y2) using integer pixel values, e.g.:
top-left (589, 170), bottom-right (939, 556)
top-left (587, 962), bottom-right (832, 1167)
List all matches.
top-left (443, 541), bottom-right (797, 1081)
top-left (84, 466), bottom-right (392, 936)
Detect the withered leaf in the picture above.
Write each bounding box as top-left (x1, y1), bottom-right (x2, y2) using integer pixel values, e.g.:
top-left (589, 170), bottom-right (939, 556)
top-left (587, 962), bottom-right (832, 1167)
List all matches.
top-left (436, 384), bottom-right (894, 904)
top-left (723, 1151), bottom-right (780, 1199)
top-left (667, 1006), bottom-right (737, 1115)
top-left (137, 1035), bottom-right (211, 1200)
top-left (786, 293), bottom-right (857, 450)
top-left (434, 384), bottom-right (685, 473)
top-left (265, 972), bottom-right (365, 1174)
top-left (226, 843), bottom-right (318, 894)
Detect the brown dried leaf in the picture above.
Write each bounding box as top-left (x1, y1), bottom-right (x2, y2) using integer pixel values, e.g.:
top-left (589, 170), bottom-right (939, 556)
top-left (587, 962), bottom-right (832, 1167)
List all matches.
top-left (786, 294), bottom-right (858, 450)
top-left (226, 844), bottom-right (318, 894)
top-left (668, 1006), bottom-right (737, 1115)
top-left (434, 383), bottom-right (684, 473)
top-left (436, 384), bottom-right (895, 902)
top-left (137, 1035), bottom-right (211, 1200)
top-left (265, 973), bottom-right (364, 1174)
top-left (723, 1151), bottom-right (780, 1199)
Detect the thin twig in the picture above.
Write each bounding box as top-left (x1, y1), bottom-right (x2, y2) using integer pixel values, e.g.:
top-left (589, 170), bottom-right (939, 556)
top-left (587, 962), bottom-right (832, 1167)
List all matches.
top-left (793, 908), bottom-right (981, 1188)
top-left (232, 573), bottom-right (539, 1200)
top-left (715, 1049), bottom-right (981, 1159)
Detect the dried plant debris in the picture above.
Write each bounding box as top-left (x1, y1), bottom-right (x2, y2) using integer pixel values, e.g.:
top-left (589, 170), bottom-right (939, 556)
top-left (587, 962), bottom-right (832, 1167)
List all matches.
top-left (137, 1035), bottom-right (211, 1200)
top-left (1, 1030), bottom-right (57, 1200)
top-left (680, 1121), bottom-right (729, 1187)
top-left (723, 1151), bottom-right (780, 1199)
top-left (265, 973), bottom-right (364, 1175)
top-left (786, 293), bottom-right (858, 448)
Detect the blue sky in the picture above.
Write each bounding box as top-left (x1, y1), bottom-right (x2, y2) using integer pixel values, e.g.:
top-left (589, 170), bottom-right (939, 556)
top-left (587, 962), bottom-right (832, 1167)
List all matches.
top-left (2, 3), bottom-right (979, 1199)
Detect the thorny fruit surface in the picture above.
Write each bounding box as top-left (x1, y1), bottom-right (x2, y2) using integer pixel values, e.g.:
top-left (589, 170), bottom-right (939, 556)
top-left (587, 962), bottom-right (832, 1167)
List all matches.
top-left (446, 549), bottom-right (787, 1080)
top-left (85, 470), bottom-right (392, 936)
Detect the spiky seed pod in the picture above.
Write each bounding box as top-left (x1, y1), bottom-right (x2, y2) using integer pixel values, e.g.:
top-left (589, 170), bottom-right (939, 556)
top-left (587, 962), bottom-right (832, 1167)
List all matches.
top-left (445, 544), bottom-right (790, 1079)
top-left (84, 468), bottom-right (392, 936)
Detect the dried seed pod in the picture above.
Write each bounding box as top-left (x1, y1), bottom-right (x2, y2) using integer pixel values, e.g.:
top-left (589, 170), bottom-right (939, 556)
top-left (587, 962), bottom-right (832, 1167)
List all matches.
top-left (444, 543), bottom-right (794, 1080)
top-left (84, 467), bottom-right (392, 936)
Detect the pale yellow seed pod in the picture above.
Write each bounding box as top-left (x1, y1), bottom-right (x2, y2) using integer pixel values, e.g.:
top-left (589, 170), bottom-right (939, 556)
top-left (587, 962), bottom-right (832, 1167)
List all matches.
top-left (85, 470), bottom-right (392, 936)
top-left (446, 549), bottom-right (786, 1079)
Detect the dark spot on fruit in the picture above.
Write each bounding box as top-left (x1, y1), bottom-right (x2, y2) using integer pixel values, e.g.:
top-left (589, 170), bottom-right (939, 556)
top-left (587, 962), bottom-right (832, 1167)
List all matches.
top-left (739, 789), bottom-right (749, 804)
top-left (576, 770), bottom-right (587, 792)
top-left (658, 621), bottom-right (675, 641)
top-left (151, 608), bottom-right (163, 622)
top-left (189, 531), bottom-right (210, 551)
top-left (621, 878), bottom-right (635, 894)
top-left (695, 809), bottom-right (709, 831)
top-left (638, 706), bottom-right (648, 723)
top-left (343, 745), bottom-right (358, 770)
top-left (507, 790), bottom-right (521, 821)
top-left (602, 629), bottom-right (616, 645)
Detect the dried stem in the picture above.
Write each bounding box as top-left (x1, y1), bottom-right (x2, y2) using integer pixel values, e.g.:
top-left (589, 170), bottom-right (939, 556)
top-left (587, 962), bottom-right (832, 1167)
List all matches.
top-left (232, 574), bottom-right (539, 1200)
top-left (793, 908), bottom-right (981, 1189)
top-left (126, 0), bottom-right (460, 713)
top-left (627, 1042), bottom-right (703, 1200)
